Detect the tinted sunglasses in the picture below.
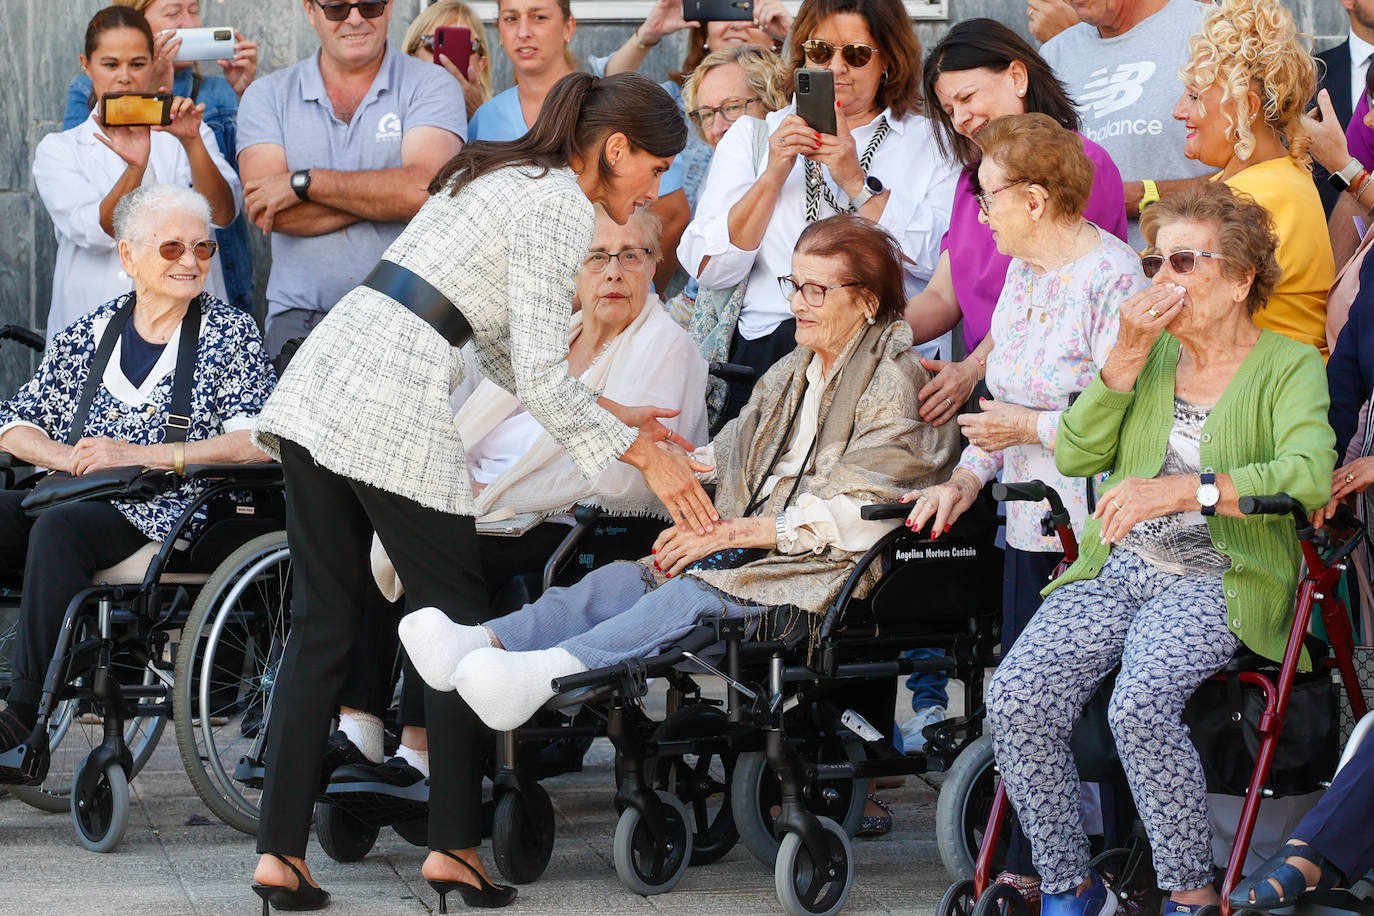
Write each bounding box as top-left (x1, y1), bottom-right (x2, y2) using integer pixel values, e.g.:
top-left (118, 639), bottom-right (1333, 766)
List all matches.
top-left (140, 239), bottom-right (218, 261)
top-left (802, 39), bottom-right (877, 69)
top-left (1140, 249), bottom-right (1218, 278)
top-left (312, 0), bottom-right (389, 21)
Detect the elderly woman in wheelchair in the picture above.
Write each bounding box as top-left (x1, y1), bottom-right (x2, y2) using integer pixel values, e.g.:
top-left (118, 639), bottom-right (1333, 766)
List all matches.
top-left (0, 183), bottom-right (275, 755)
top-left (979, 182), bottom-right (1337, 916)
top-left (399, 213), bottom-right (957, 733)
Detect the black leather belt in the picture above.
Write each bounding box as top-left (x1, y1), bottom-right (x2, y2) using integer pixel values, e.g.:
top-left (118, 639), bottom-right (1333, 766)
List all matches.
top-left (362, 260), bottom-right (473, 347)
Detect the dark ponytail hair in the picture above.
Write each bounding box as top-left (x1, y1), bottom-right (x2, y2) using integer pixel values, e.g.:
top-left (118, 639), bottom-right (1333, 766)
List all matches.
top-left (430, 71), bottom-right (688, 196)
top-left (85, 5), bottom-right (155, 59)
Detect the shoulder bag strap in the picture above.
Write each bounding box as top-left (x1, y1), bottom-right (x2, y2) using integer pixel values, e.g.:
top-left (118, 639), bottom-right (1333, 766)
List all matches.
top-left (163, 296), bottom-right (203, 444)
top-left (66, 297), bottom-right (137, 445)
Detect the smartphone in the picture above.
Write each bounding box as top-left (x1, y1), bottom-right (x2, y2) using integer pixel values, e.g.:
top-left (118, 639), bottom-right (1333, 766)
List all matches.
top-left (794, 68), bottom-right (836, 135)
top-left (166, 26), bottom-right (236, 62)
top-left (682, 0), bottom-right (754, 21)
top-left (100, 92), bottom-right (173, 127)
top-left (434, 25), bottom-right (472, 79)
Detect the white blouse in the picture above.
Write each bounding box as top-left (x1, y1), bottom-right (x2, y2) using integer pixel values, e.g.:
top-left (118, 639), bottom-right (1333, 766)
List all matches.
top-left (32, 113), bottom-right (243, 341)
top-left (679, 105), bottom-right (958, 343)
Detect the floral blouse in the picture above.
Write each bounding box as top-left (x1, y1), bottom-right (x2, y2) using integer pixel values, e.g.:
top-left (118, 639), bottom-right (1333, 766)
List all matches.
top-left (960, 229), bottom-right (1145, 551)
top-left (0, 293), bottom-right (277, 542)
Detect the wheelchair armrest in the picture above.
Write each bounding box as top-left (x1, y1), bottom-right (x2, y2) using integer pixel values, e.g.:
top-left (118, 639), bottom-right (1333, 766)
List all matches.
top-left (708, 361), bottom-right (756, 384)
top-left (0, 325), bottom-right (45, 353)
top-left (541, 505), bottom-right (603, 593)
top-left (182, 463), bottom-right (285, 484)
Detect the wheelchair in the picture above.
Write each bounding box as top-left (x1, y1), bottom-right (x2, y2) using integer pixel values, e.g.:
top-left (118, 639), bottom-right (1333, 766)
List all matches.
top-left (938, 488), bottom-right (1373, 916)
top-left (0, 462), bottom-right (288, 851)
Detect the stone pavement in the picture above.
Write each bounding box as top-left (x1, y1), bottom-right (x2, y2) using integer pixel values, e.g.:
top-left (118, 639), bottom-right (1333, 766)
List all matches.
top-left (0, 683), bottom-right (960, 916)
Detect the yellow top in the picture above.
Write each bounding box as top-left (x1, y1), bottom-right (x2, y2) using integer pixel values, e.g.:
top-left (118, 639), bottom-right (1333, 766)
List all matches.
top-left (1216, 157), bottom-right (1334, 358)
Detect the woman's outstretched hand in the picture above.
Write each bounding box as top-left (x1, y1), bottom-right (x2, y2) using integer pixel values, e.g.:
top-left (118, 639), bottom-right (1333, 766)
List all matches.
top-left (606, 401), bottom-right (719, 534)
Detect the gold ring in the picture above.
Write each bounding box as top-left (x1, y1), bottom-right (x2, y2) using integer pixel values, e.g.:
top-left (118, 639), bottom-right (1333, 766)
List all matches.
top-left (1113, 498), bottom-right (1124, 510)
top-left (1148, 308), bottom-right (1161, 319)
top-left (945, 397), bottom-right (953, 407)
top-left (1347, 473), bottom-right (1356, 483)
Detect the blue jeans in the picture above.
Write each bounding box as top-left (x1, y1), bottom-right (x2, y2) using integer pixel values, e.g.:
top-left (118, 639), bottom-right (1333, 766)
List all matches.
top-left (904, 647), bottom-right (949, 711)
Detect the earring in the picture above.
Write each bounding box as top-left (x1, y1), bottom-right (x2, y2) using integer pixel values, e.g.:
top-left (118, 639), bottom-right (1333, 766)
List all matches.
top-left (1017, 87), bottom-right (1025, 97)
top-left (866, 314), bottom-right (876, 325)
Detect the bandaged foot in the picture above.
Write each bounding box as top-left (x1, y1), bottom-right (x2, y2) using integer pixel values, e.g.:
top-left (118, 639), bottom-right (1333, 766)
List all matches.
top-left (398, 607), bottom-right (493, 692)
top-left (451, 647), bottom-right (588, 732)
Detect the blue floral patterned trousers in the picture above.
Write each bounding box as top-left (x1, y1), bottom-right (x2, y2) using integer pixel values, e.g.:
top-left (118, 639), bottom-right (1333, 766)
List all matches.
top-left (986, 549), bottom-right (1239, 894)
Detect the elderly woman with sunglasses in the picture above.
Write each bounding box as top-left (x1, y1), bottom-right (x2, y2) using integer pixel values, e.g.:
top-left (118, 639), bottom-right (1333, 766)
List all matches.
top-left (0, 183), bottom-right (276, 754)
top-left (679, 0), bottom-right (958, 426)
top-left (979, 181), bottom-right (1334, 916)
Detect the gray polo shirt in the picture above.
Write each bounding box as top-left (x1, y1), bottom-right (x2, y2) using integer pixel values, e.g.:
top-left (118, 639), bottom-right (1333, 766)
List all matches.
top-left (237, 44), bottom-right (466, 320)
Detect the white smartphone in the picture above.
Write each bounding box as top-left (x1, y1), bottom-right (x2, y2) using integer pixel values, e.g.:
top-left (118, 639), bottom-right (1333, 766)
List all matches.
top-left (167, 27), bottom-right (236, 62)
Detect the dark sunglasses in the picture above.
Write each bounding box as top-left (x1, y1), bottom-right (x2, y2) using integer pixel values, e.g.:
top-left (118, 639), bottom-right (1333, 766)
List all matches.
top-left (140, 239), bottom-right (218, 261)
top-left (312, 0), bottom-right (389, 21)
top-left (802, 38), bottom-right (877, 69)
top-left (1140, 249), bottom-right (1218, 278)
top-left (419, 33), bottom-right (485, 55)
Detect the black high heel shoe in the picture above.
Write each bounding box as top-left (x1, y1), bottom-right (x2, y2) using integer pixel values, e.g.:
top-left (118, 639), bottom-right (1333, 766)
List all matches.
top-left (425, 849), bottom-right (517, 912)
top-left (250, 853), bottom-right (330, 914)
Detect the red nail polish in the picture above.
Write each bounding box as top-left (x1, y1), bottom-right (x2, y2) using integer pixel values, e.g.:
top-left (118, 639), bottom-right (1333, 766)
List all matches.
top-left (945, 525), bottom-right (952, 533)
top-left (651, 547), bottom-right (656, 554)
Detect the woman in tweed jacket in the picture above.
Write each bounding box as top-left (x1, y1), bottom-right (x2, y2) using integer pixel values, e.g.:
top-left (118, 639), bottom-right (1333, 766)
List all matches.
top-left (249, 72), bottom-right (701, 910)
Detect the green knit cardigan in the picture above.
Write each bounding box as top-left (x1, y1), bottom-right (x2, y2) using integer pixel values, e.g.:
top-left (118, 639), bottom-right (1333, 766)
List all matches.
top-left (1048, 330), bottom-right (1336, 666)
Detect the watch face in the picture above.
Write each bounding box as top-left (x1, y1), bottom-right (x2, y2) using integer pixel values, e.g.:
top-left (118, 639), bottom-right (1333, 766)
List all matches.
top-left (1197, 483), bottom-right (1221, 507)
top-left (865, 175), bottom-right (883, 193)
top-left (292, 173), bottom-right (307, 189)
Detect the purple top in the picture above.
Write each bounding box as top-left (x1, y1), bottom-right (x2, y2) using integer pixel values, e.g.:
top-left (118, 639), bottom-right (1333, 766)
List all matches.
top-left (1349, 93), bottom-right (1374, 172)
top-left (939, 134), bottom-right (1129, 351)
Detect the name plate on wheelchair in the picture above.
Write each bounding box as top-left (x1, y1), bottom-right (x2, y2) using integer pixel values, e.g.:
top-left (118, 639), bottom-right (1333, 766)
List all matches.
top-left (893, 544), bottom-right (979, 562)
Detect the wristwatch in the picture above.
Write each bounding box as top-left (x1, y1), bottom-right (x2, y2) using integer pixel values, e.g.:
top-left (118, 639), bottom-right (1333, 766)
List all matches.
top-left (1196, 472), bottom-right (1220, 517)
top-left (1139, 179), bottom-right (1161, 210)
top-left (849, 174), bottom-right (884, 210)
top-left (290, 169), bottom-right (312, 202)
top-left (1328, 158), bottom-right (1365, 191)
top-left (775, 512), bottom-right (793, 552)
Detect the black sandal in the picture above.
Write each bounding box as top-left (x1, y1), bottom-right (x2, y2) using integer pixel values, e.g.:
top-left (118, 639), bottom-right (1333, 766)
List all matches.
top-left (1227, 842), bottom-right (1342, 910)
top-left (250, 853), bottom-right (330, 913)
top-left (426, 849), bottom-right (517, 912)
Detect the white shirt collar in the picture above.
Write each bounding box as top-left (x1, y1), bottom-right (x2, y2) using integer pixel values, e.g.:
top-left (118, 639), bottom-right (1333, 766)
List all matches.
top-left (1350, 30), bottom-right (1374, 69)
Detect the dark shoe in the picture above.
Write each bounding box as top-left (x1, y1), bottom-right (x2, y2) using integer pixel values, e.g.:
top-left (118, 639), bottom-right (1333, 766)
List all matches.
top-left (0, 708), bottom-right (28, 754)
top-left (318, 730), bottom-right (370, 786)
top-left (251, 853), bottom-right (330, 913)
top-left (856, 793), bottom-right (893, 838)
top-left (1227, 842), bottom-right (1342, 910)
top-left (330, 757), bottom-right (424, 790)
top-left (426, 849), bottom-right (517, 912)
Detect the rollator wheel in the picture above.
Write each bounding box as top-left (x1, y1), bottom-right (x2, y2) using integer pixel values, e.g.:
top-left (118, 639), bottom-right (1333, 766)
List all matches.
top-left (773, 816), bottom-right (854, 916)
top-left (937, 879), bottom-right (977, 916)
top-left (730, 736), bottom-right (867, 869)
top-left (70, 757), bottom-right (130, 853)
top-left (936, 734), bottom-right (1007, 881)
top-left (492, 784), bottom-right (556, 885)
top-left (1090, 846), bottom-right (1161, 916)
top-left (653, 705), bottom-right (738, 866)
top-left (314, 800), bottom-right (380, 862)
top-left (971, 881), bottom-right (1029, 916)
top-left (613, 789), bottom-right (693, 895)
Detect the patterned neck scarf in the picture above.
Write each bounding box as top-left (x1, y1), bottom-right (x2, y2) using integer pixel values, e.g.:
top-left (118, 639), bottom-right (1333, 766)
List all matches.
top-left (804, 114), bottom-right (890, 222)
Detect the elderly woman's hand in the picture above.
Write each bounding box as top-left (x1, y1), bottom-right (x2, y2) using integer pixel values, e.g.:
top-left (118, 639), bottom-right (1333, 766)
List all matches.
top-left (958, 399), bottom-right (1038, 452)
top-left (1093, 475), bottom-right (1193, 543)
top-left (652, 517), bottom-right (772, 577)
top-left (917, 357), bottom-right (980, 426)
top-left (69, 437), bottom-right (152, 476)
top-left (900, 469), bottom-right (982, 538)
top-left (1300, 90), bottom-right (1355, 175)
top-left (219, 31), bottom-right (260, 98)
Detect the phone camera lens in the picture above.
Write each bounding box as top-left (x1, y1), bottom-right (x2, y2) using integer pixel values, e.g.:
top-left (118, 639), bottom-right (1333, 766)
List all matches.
top-left (798, 73), bottom-right (810, 90)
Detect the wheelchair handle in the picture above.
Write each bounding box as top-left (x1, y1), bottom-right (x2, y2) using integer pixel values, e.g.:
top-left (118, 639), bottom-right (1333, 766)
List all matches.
top-left (0, 325), bottom-right (44, 352)
top-left (708, 361), bottom-right (757, 384)
top-left (860, 502), bottom-right (911, 521)
top-left (1239, 493), bottom-right (1311, 539)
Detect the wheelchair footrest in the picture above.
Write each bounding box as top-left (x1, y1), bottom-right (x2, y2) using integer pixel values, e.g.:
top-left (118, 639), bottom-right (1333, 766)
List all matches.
top-left (0, 742), bottom-right (48, 786)
top-left (234, 754), bottom-right (265, 790)
top-left (322, 780), bottom-right (430, 828)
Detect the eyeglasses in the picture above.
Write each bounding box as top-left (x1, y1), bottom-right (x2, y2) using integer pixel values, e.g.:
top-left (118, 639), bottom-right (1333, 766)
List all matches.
top-left (138, 239), bottom-right (219, 261)
top-left (778, 275), bottom-right (863, 307)
top-left (802, 39), bottom-right (877, 69)
top-left (688, 97), bottom-right (762, 129)
top-left (974, 177), bottom-right (1030, 215)
top-left (312, 0), bottom-right (389, 21)
top-left (1140, 249), bottom-right (1219, 278)
top-left (419, 33), bottom-right (485, 55)
top-left (583, 248), bottom-right (652, 273)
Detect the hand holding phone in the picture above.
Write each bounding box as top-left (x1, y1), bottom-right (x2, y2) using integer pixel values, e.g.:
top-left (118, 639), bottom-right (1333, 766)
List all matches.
top-left (434, 26), bottom-right (472, 80)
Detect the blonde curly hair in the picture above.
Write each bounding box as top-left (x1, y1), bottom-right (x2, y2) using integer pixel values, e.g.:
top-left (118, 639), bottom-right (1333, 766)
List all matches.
top-left (1180, 0), bottom-right (1316, 164)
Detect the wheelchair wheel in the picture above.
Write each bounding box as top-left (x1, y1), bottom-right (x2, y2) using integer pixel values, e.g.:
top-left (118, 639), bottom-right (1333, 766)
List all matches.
top-left (1091, 845), bottom-right (1162, 916)
top-left (937, 734), bottom-right (1006, 881)
top-left (492, 783), bottom-right (557, 885)
top-left (70, 757), bottom-right (130, 853)
top-left (173, 531), bottom-right (291, 835)
top-left (970, 881), bottom-right (1028, 916)
top-left (774, 816), bottom-right (853, 916)
top-left (653, 704), bottom-right (738, 866)
top-left (314, 799), bottom-right (380, 862)
top-left (730, 736), bottom-right (867, 869)
top-left (613, 789), bottom-right (694, 895)
top-left (938, 879), bottom-right (978, 916)
top-left (9, 652), bottom-right (166, 814)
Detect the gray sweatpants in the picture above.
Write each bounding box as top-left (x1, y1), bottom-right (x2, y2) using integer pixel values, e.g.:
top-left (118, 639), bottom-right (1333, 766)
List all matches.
top-left (486, 561), bottom-right (770, 670)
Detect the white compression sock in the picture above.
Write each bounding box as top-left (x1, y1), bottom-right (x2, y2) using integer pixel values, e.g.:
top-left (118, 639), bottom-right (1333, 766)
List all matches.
top-left (393, 743), bottom-right (430, 778)
top-left (451, 647), bottom-right (587, 732)
top-left (337, 710), bottom-right (384, 764)
top-left (398, 606), bottom-right (493, 692)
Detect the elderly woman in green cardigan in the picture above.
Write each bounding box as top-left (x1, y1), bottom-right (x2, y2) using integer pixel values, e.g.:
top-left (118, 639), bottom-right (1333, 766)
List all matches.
top-left (983, 181), bottom-right (1336, 916)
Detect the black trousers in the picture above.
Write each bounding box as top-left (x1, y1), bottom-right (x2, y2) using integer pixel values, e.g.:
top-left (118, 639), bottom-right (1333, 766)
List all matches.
top-left (256, 440), bottom-right (490, 855)
top-left (719, 319), bottom-right (797, 429)
top-left (1293, 724), bottom-right (1374, 881)
top-left (0, 489), bottom-right (150, 713)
